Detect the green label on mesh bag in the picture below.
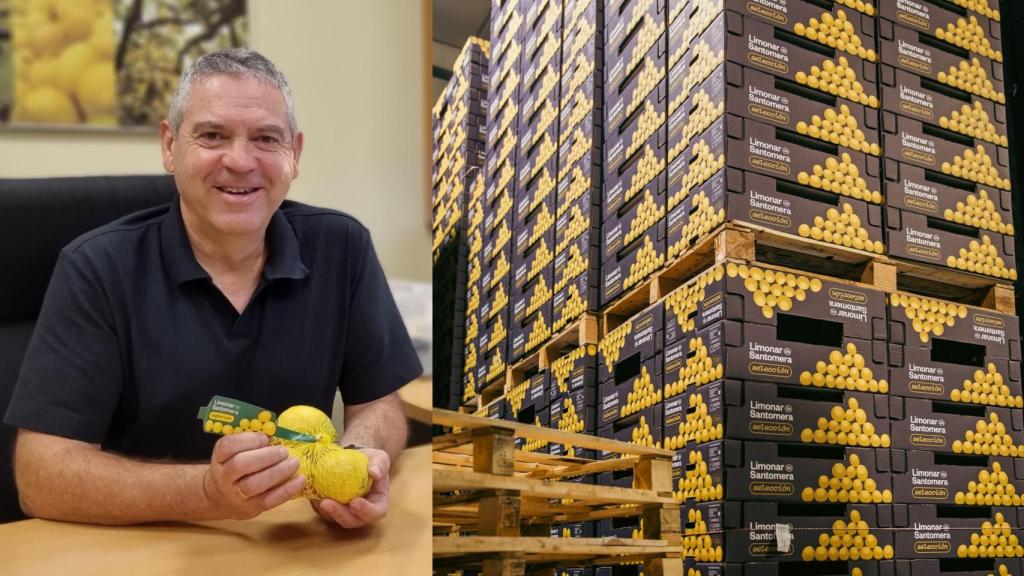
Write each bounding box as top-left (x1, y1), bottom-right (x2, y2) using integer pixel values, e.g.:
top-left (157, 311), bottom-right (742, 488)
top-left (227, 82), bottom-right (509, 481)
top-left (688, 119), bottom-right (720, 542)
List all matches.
top-left (197, 396), bottom-right (317, 442)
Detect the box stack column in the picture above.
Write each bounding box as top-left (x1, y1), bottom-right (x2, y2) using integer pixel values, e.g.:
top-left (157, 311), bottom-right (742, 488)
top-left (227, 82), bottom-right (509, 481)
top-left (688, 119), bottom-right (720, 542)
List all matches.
top-left (879, 0), bottom-right (1016, 283)
top-left (476, 0), bottom-right (525, 411)
top-left (431, 39), bottom-right (490, 410)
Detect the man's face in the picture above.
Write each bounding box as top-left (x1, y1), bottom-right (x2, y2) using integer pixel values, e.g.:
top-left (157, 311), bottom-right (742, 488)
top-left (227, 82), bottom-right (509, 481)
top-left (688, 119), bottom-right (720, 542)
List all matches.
top-left (160, 74), bottom-right (303, 243)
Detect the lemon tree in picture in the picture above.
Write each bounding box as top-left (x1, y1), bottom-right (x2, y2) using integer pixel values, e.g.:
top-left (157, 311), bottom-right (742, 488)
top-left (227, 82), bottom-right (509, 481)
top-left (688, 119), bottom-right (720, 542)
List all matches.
top-left (9, 0), bottom-right (116, 125)
top-left (5, 0), bottom-right (245, 128)
top-left (115, 0), bottom-right (246, 126)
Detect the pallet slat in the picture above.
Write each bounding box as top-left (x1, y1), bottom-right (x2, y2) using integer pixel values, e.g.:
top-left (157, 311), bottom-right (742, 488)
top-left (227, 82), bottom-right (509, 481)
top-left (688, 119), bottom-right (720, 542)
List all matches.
top-left (433, 468), bottom-right (676, 505)
top-left (433, 535), bottom-right (672, 556)
top-left (434, 409), bottom-right (673, 456)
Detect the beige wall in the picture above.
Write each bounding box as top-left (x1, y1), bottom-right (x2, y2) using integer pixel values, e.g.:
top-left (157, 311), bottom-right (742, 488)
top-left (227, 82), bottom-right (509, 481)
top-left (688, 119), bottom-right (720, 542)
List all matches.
top-left (0, 0), bottom-right (430, 282)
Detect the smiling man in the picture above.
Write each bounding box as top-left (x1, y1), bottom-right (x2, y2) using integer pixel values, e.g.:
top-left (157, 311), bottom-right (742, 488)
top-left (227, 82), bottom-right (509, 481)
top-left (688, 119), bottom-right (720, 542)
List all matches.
top-left (3, 49), bottom-right (421, 526)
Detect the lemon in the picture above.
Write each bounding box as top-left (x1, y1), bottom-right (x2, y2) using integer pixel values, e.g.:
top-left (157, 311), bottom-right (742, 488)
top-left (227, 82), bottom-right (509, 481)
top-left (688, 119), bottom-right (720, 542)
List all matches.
top-left (88, 14), bottom-right (115, 59)
top-left (27, 57), bottom-right (61, 90)
top-left (276, 405), bottom-right (370, 503)
top-left (15, 86), bottom-right (78, 123)
top-left (277, 405), bottom-right (337, 445)
top-left (54, 0), bottom-right (94, 45)
top-left (76, 61), bottom-right (116, 118)
top-left (55, 42), bottom-right (97, 93)
top-left (304, 444), bottom-right (371, 503)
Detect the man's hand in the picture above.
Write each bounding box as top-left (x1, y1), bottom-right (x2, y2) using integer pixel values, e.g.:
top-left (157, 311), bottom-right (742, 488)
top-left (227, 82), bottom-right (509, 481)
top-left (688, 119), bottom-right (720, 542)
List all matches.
top-left (312, 447), bottom-right (390, 528)
top-left (203, 432), bottom-right (306, 520)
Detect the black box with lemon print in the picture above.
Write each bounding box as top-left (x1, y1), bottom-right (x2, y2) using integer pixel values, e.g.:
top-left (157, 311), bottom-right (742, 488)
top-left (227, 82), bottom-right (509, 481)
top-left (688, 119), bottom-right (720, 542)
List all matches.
top-left (878, 20), bottom-right (1004, 106)
top-left (682, 559), bottom-right (894, 576)
top-left (892, 505), bottom-right (1024, 559)
top-left (669, 439), bottom-right (894, 504)
top-left (888, 398), bottom-right (1024, 456)
top-left (891, 449), bottom-right (1024, 505)
top-left (661, 379), bottom-right (891, 451)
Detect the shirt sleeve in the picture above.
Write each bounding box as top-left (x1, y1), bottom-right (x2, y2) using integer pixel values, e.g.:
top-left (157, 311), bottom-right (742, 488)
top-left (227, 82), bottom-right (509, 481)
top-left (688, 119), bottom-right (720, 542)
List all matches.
top-left (3, 248), bottom-right (123, 443)
top-left (337, 231), bottom-right (423, 405)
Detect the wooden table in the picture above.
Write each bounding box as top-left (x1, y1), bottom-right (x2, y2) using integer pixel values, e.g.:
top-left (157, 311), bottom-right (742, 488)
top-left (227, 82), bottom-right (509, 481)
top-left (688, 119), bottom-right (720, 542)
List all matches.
top-left (0, 444), bottom-right (431, 575)
top-left (398, 376), bottom-right (432, 424)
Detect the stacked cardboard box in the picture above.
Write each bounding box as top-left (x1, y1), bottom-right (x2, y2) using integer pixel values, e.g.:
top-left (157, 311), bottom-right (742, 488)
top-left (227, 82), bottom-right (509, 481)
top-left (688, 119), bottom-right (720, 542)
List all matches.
top-left (509, 0), bottom-right (563, 364)
top-left (601, 0), bottom-right (670, 306)
top-left (553, 0), bottom-right (604, 336)
top-left (431, 38), bottom-right (490, 410)
top-left (878, 0), bottom-right (1015, 281)
top-left (475, 0), bottom-right (524, 397)
top-left (596, 260), bottom-right (896, 573)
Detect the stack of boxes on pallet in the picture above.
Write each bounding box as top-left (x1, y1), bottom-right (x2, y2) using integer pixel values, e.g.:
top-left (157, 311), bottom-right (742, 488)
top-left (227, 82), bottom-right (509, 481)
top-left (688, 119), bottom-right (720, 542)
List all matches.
top-left (475, 0), bottom-right (523, 406)
top-left (431, 39), bottom-right (490, 410)
top-left (487, 0), bottom-right (607, 424)
top-left (887, 290), bottom-right (1023, 574)
top-left (660, 261), bottom-right (897, 572)
top-left (600, 0), bottom-right (669, 306)
top-left (878, 1), bottom-right (1016, 282)
top-left (435, 0), bottom-right (1024, 574)
top-left (662, 0), bottom-right (886, 260)
top-left (509, 0), bottom-right (562, 368)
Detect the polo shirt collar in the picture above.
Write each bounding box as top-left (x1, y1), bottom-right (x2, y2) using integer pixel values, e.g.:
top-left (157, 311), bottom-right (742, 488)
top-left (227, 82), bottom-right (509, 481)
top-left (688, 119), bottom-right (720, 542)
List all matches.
top-left (263, 207), bottom-right (310, 280)
top-left (161, 199), bottom-right (309, 286)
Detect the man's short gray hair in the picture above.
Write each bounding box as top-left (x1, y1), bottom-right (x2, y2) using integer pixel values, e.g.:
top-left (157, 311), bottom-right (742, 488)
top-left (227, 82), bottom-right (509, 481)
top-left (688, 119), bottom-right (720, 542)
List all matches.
top-left (168, 48), bottom-right (298, 137)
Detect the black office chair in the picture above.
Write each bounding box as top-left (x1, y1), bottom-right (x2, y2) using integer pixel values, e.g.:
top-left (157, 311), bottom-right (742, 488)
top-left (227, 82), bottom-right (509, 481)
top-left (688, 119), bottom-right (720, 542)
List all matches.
top-left (0, 175), bottom-right (177, 523)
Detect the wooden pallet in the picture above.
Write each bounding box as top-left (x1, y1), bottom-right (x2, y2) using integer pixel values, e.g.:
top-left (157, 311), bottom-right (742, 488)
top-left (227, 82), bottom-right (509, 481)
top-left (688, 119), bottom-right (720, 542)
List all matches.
top-left (889, 257), bottom-right (1015, 313)
top-left (601, 221), bottom-right (1016, 332)
top-left (506, 313), bottom-right (599, 390)
top-left (478, 378), bottom-right (506, 408)
top-left (602, 222), bottom-right (895, 332)
top-left (433, 409), bottom-right (682, 576)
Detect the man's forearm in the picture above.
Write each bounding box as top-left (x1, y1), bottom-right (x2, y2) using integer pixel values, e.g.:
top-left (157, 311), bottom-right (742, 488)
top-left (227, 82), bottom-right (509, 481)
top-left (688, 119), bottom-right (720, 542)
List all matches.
top-left (340, 392), bottom-right (407, 464)
top-left (15, 430), bottom-right (217, 525)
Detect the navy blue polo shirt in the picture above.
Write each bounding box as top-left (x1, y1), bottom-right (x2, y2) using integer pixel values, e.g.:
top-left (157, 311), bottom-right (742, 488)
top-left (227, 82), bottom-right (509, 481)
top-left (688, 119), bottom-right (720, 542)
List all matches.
top-left (4, 199), bottom-right (422, 460)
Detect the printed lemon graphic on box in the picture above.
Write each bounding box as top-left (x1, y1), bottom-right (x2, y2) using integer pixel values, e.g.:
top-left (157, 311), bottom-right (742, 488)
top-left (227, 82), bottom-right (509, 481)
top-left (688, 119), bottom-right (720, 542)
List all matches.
top-left (665, 264), bottom-right (723, 338)
top-left (668, 191), bottom-right (726, 260)
top-left (940, 102), bottom-right (1008, 148)
top-left (800, 397), bottom-right (890, 447)
top-left (797, 153), bottom-right (883, 204)
top-left (665, 392), bottom-right (723, 450)
top-left (801, 452), bottom-right (892, 503)
top-left (938, 58), bottom-right (1005, 104)
top-left (556, 396), bottom-right (585, 434)
top-left (796, 56), bottom-right (878, 108)
top-left (794, 10), bottom-right (877, 62)
top-left (521, 417), bottom-right (548, 453)
top-left (554, 283), bottom-right (585, 332)
top-left (665, 336), bottom-right (723, 398)
top-left (952, 412), bottom-right (1021, 457)
top-left (675, 449), bottom-right (723, 502)
top-left (801, 510), bottom-right (894, 561)
top-left (621, 366), bottom-right (661, 419)
top-left (550, 345), bottom-right (592, 395)
top-left (943, 189), bottom-right (1013, 234)
top-left (682, 507), bottom-right (723, 562)
top-left (955, 512), bottom-right (1023, 558)
top-left (799, 342), bottom-right (889, 393)
top-left (951, 363), bottom-right (1023, 408)
top-left (728, 262), bottom-right (823, 319)
top-left (954, 461), bottom-right (1023, 506)
top-left (798, 203), bottom-right (884, 254)
top-left (890, 293), bottom-right (968, 344)
top-left (796, 103), bottom-right (880, 155)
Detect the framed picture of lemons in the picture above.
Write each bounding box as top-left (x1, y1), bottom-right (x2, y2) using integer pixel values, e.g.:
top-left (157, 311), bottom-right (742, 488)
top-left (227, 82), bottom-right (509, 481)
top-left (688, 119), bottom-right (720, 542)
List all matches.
top-left (0, 0), bottom-right (247, 129)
